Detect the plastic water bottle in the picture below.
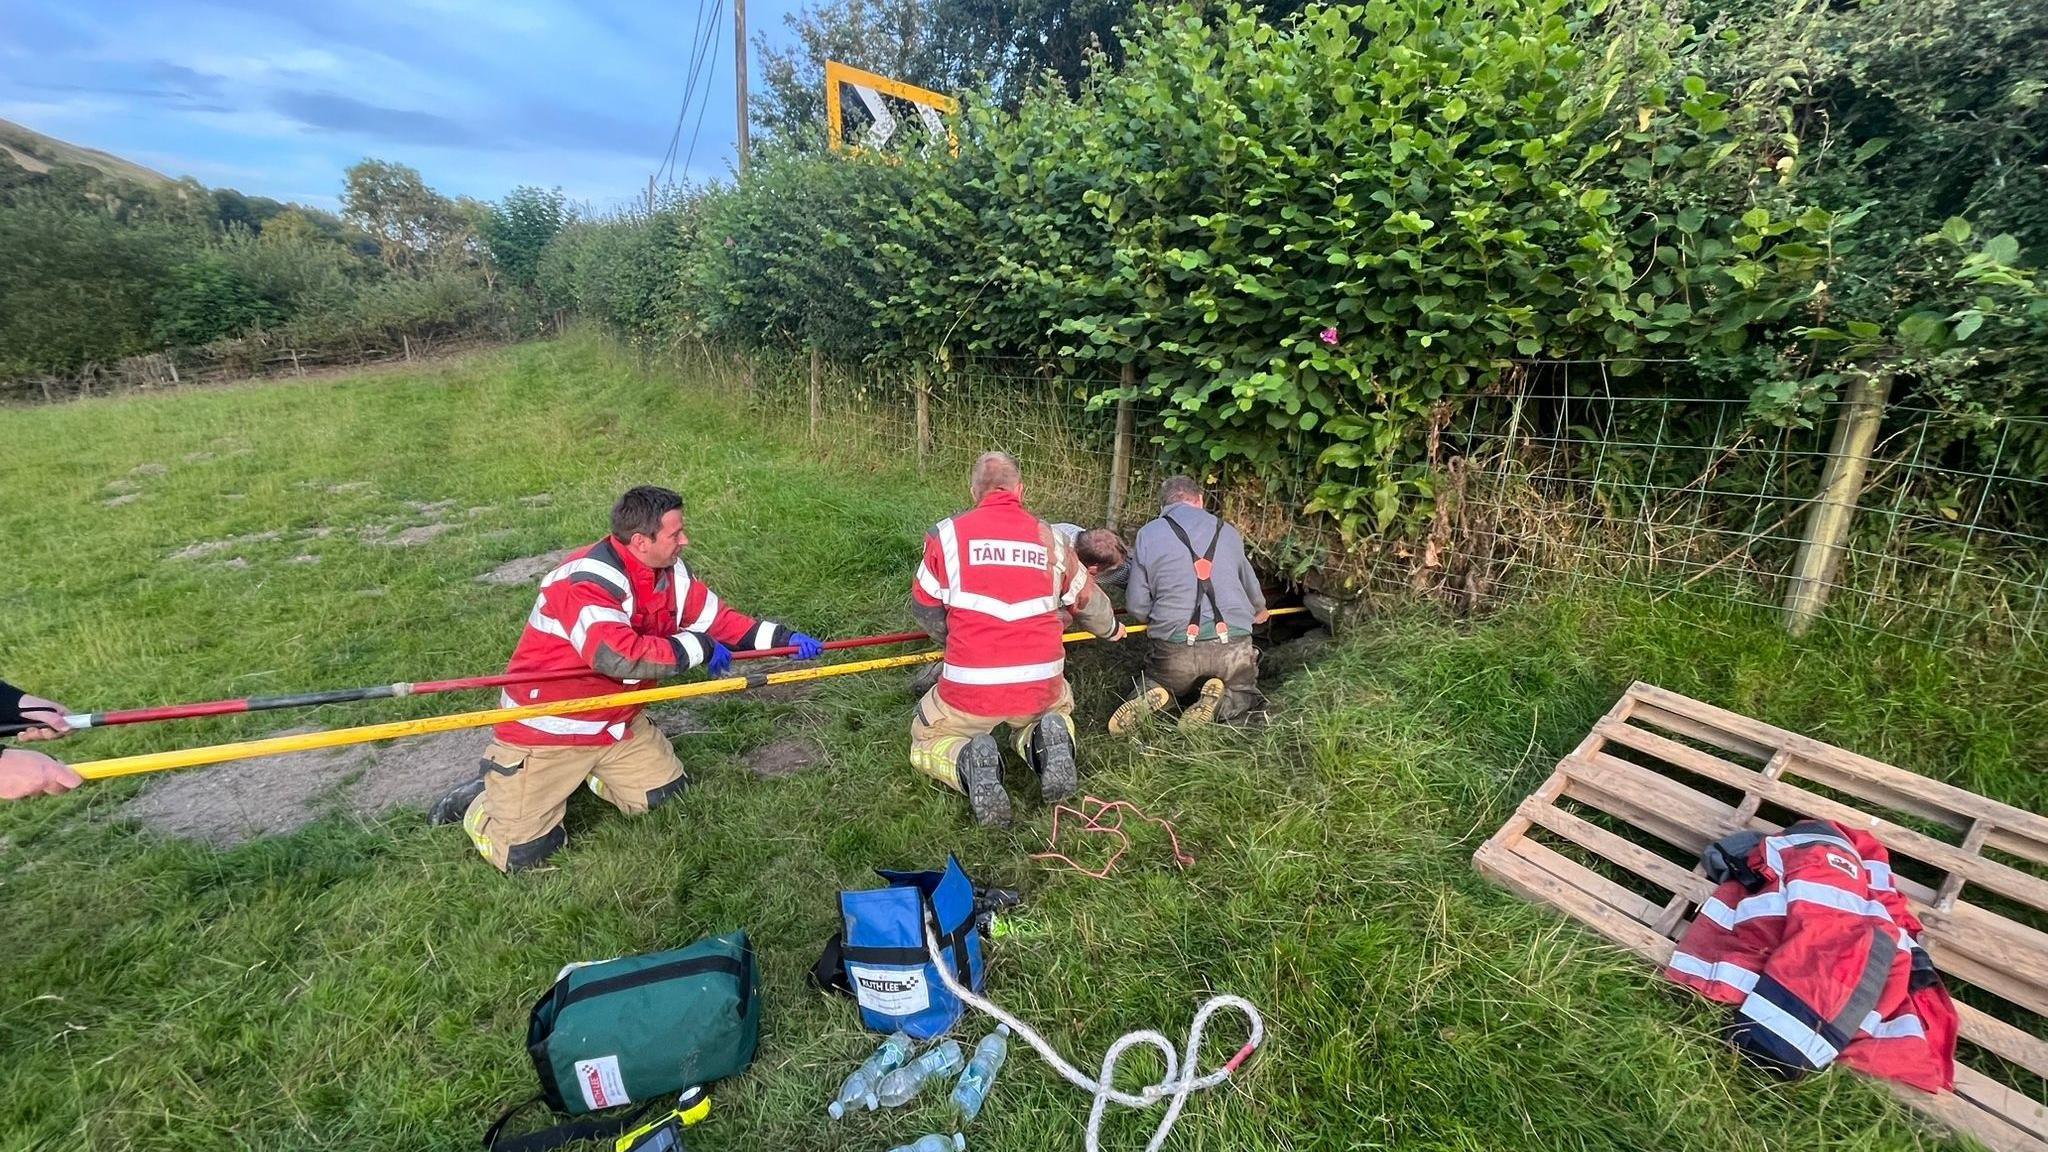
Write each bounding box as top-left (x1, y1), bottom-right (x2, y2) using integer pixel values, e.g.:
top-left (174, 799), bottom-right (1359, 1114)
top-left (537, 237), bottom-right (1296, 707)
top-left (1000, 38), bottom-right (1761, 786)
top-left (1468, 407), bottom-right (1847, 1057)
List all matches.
top-left (884, 1135), bottom-right (965, 1152)
top-left (829, 1031), bottom-right (916, 1119)
top-left (949, 1025), bottom-right (1010, 1123)
top-left (875, 1039), bottom-right (965, 1108)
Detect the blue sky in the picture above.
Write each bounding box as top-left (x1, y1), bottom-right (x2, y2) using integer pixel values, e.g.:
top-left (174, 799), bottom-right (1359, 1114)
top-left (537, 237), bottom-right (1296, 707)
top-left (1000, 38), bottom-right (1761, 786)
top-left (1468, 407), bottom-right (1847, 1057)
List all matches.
top-left (0, 0), bottom-right (805, 212)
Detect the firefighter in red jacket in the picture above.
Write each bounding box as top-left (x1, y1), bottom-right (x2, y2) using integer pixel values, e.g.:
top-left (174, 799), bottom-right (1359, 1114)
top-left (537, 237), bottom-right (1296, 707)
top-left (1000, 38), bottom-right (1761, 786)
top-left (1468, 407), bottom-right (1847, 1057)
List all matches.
top-left (909, 452), bottom-right (1121, 825)
top-left (431, 485), bottom-right (824, 871)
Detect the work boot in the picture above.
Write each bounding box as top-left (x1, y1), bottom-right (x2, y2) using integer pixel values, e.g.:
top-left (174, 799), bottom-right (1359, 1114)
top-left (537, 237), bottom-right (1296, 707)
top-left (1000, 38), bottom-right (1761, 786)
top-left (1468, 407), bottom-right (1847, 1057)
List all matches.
top-left (429, 776), bottom-right (485, 826)
top-left (1177, 678), bottom-right (1228, 730)
top-left (1030, 713), bottom-right (1078, 804)
top-left (958, 735), bottom-right (1010, 827)
top-left (1108, 684), bottom-right (1173, 736)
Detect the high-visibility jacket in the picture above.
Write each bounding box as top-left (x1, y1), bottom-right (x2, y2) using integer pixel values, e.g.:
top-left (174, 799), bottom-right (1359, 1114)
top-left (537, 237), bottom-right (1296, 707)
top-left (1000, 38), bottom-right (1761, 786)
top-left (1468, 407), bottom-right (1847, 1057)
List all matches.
top-left (1664, 819), bottom-right (1958, 1092)
top-left (912, 489), bottom-right (1106, 717)
top-left (494, 536), bottom-right (791, 747)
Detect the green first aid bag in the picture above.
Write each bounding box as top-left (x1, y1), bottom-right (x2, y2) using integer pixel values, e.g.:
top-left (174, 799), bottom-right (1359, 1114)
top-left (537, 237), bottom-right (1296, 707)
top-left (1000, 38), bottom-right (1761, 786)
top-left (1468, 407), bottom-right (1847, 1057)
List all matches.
top-left (524, 930), bottom-right (759, 1117)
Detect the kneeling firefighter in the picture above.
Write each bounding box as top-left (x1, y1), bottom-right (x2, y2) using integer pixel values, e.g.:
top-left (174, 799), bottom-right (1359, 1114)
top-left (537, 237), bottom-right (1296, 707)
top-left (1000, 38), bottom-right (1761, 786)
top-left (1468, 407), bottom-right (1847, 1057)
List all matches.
top-left (432, 485), bottom-right (824, 871)
top-left (909, 452), bottom-right (1121, 826)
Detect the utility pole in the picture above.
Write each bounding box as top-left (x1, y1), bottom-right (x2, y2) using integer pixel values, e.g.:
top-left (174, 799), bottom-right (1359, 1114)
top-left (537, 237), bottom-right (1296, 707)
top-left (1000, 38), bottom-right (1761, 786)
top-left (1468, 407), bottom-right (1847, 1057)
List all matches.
top-left (734, 0), bottom-right (750, 175)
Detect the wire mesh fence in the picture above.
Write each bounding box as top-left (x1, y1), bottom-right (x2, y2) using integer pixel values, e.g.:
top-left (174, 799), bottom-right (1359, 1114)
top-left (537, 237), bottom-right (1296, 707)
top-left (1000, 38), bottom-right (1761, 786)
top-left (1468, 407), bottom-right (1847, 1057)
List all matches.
top-left (706, 342), bottom-right (2047, 651)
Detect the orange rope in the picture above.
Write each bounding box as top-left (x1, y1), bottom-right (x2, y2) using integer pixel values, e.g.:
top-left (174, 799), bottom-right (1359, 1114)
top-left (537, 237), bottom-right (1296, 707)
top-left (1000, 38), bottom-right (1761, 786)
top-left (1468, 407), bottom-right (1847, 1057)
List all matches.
top-left (1030, 795), bottom-right (1194, 878)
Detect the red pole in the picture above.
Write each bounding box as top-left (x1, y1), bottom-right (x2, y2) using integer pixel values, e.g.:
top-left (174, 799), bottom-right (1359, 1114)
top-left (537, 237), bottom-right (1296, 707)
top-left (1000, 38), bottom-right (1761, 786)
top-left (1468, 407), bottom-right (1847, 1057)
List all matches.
top-left (12, 630), bottom-right (933, 734)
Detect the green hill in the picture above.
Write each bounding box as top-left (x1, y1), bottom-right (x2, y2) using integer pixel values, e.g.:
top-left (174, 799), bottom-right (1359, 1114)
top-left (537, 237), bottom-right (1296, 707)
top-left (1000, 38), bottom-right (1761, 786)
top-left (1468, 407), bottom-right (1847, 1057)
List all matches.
top-left (0, 117), bottom-right (168, 185)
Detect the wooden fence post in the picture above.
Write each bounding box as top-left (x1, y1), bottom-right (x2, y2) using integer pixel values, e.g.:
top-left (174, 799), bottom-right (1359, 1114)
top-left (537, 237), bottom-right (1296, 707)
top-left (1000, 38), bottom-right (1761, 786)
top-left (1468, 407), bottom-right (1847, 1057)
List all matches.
top-left (809, 345), bottom-right (823, 439)
top-left (1783, 372), bottom-right (1893, 636)
top-left (914, 359), bottom-right (932, 465)
top-left (1107, 361), bottom-right (1136, 530)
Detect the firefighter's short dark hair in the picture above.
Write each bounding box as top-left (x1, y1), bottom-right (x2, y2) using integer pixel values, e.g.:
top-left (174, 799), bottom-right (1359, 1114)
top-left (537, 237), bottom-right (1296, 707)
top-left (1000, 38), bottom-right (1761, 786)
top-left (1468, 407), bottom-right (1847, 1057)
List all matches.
top-left (611, 485), bottom-right (684, 542)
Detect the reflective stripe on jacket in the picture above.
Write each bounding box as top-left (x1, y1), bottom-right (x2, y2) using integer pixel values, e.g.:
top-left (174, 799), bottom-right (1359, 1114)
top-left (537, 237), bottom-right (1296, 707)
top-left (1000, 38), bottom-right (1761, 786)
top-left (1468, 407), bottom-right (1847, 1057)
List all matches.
top-left (493, 536), bottom-right (789, 747)
top-left (912, 490), bottom-right (1095, 717)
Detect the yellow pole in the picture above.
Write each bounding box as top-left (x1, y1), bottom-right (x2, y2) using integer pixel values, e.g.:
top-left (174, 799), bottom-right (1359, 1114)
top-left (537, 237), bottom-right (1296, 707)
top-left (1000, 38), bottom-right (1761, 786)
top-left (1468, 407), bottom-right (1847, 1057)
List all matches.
top-left (72, 610), bottom-right (1304, 782)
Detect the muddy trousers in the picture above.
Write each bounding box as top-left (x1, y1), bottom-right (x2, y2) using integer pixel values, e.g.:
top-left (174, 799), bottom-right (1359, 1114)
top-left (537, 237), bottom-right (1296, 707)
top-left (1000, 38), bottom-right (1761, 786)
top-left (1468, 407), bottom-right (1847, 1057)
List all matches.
top-left (909, 680), bottom-right (1076, 791)
top-left (1136, 635), bottom-right (1261, 722)
top-left (461, 715), bottom-right (686, 872)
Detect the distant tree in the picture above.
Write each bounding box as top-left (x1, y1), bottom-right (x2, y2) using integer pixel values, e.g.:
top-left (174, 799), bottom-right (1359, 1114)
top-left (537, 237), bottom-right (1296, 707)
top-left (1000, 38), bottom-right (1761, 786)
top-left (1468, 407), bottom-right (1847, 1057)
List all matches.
top-left (212, 187), bottom-right (287, 235)
top-left (341, 159), bottom-right (464, 271)
top-left (480, 185), bottom-right (568, 288)
top-left (152, 248), bottom-right (284, 346)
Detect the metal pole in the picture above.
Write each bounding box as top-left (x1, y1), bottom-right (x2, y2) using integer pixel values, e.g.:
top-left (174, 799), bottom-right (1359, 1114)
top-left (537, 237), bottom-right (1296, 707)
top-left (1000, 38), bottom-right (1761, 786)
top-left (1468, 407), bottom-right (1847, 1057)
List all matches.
top-left (6, 630), bottom-right (932, 735)
top-left (66, 613), bottom-right (1306, 781)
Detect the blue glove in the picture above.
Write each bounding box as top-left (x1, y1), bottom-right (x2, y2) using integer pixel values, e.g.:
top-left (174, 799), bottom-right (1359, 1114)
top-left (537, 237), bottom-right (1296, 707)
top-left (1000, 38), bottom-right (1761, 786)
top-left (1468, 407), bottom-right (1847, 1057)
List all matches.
top-left (790, 632), bottom-right (825, 660)
top-left (704, 641), bottom-right (733, 677)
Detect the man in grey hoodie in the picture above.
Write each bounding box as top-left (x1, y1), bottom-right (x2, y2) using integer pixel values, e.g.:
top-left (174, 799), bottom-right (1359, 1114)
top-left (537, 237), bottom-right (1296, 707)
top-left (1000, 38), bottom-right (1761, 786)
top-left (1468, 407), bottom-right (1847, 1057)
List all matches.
top-left (1111, 476), bottom-right (1268, 732)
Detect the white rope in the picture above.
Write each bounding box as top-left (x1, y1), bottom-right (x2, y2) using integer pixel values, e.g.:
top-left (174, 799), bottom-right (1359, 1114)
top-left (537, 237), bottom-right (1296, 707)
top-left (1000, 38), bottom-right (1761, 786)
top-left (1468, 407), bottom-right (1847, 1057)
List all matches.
top-left (924, 928), bottom-right (1263, 1152)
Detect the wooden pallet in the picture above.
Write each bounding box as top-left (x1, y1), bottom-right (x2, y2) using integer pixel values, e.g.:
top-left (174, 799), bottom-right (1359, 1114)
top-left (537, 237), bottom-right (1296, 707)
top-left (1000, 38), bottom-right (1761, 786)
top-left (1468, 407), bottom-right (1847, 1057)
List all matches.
top-left (1473, 681), bottom-right (2048, 1152)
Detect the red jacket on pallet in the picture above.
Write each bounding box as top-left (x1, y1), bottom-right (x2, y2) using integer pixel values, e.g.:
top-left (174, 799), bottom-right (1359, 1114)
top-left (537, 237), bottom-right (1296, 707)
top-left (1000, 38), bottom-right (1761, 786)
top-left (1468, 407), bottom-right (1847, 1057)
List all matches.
top-left (912, 489), bottom-right (1097, 717)
top-left (1664, 818), bottom-right (1958, 1092)
top-left (494, 536), bottom-right (791, 747)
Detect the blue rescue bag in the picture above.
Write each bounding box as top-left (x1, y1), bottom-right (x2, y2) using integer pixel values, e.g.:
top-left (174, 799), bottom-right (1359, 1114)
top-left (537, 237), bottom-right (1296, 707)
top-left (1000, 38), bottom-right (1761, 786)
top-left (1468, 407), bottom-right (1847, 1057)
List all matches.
top-left (814, 855), bottom-right (985, 1039)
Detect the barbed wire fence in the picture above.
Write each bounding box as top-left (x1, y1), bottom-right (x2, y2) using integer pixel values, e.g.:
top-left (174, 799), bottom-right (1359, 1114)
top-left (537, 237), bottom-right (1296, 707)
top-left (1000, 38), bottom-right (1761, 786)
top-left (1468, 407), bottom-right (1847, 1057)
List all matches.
top-left (708, 343), bottom-right (2046, 652)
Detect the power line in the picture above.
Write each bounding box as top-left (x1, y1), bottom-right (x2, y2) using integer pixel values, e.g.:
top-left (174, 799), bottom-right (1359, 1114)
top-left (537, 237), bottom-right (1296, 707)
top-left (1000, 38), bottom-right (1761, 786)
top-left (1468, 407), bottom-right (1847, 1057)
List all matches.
top-left (660, 0), bottom-right (727, 189)
top-left (655, 0), bottom-right (715, 189)
top-left (680, 0), bottom-right (726, 185)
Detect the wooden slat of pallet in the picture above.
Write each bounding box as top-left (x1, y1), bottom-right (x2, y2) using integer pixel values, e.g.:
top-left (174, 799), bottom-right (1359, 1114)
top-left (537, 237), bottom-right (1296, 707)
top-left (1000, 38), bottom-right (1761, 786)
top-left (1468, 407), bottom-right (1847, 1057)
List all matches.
top-left (1954, 1002), bottom-right (2048, 1083)
top-left (1627, 683), bottom-right (2048, 866)
top-left (1899, 1078), bottom-right (2048, 1152)
top-left (1931, 948), bottom-right (2048, 1020)
top-left (1952, 1067), bottom-right (2048, 1145)
top-left (1514, 838), bottom-right (1664, 925)
top-left (1521, 797), bottom-right (1712, 902)
top-left (1564, 754), bottom-right (1746, 853)
top-left (1937, 821), bottom-right (1992, 914)
top-left (1473, 834), bottom-right (1672, 965)
top-left (1594, 719), bottom-right (2048, 913)
top-left (1626, 700), bottom-right (1777, 763)
top-left (1478, 684), bottom-right (2048, 1152)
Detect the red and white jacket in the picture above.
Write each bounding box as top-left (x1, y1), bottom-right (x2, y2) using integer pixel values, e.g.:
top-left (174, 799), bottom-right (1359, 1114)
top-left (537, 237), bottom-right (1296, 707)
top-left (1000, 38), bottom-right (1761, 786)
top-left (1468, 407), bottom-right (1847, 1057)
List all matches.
top-left (494, 536), bottom-right (792, 747)
top-left (1665, 819), bottom-right (1958, 1092)
top-left (912, 490), bottom-right (1110, 716)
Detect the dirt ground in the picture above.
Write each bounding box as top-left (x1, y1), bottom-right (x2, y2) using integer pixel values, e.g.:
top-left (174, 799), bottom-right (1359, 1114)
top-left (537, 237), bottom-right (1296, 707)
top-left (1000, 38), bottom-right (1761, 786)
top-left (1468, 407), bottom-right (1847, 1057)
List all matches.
top-left (475, 550), bottom-right (570, 586)
top-left (742, 737), bottom-right (827, 778)
top-left (124, 728), bottom-right (483, 846)
top-left (124, 702), bottom-right (729, 845)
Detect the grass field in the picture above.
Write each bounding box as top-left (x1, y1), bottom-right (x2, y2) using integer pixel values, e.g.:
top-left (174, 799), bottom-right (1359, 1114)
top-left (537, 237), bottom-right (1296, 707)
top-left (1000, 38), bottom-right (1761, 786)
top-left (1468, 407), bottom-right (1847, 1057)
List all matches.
top-left (1, 334), bottom-right (2042, 1152)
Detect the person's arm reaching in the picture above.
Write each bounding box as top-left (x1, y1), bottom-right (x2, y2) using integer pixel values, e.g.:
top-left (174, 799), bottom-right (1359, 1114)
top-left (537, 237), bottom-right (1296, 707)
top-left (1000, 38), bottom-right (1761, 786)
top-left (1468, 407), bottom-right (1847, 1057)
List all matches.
top-left (1125, 527), bottom-right (1153, 622)
top-left (0, 747), bottom-right (81, 800)
top-left (1235, 532), bottom-right (1269, 624)
top-left (911, 529), bottom-right (951, 643)
top-left (550, 577), bottom-right (727, 679)
top-left (677, 566), bottom-right (823, 660)
top-left (0, 680), bottom-right (69, 742)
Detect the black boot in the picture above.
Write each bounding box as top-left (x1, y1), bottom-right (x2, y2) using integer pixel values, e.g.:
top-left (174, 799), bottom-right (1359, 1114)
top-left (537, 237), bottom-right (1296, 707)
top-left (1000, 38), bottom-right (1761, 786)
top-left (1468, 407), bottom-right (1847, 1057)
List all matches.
top-left (958, 735), bottom-right (1010, 827)
top-left (428, 776), bottom-right (485, 826)
top-left (1030, 714), bottom-right (1078, 803)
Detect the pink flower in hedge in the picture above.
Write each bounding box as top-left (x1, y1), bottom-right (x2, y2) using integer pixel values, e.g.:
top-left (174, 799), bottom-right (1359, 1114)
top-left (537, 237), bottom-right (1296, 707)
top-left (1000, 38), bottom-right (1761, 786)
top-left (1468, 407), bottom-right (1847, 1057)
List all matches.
top-left (1319, 327), bottom-right (1341, 346)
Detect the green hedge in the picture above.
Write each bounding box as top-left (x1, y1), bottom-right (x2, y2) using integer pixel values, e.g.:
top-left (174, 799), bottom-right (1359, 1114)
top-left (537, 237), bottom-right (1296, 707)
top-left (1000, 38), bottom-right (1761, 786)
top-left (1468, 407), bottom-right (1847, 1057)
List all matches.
top-left (536, 0), bottom-right (2046, 537)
